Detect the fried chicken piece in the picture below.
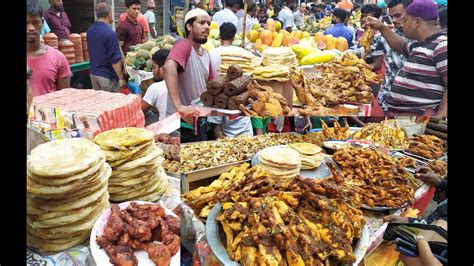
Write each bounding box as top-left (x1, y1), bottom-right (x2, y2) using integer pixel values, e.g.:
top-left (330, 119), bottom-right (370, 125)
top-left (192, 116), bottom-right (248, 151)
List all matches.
top-left (165, 233), bottom-right (180, 256)
top-left (164, 215), bottom-right (180, 235)
top-left (117, 232), bottom-right (145, 250)
top-left (398, 157), bottom-right (417, 169)
top-left (103, 204), bottom-right (126, 242)
top-left (97, 235), bottom-right (138, 266)
top-left (128, 219), bottom-right (152, 242)
top-left (143, 242), bottom-right (171, 266)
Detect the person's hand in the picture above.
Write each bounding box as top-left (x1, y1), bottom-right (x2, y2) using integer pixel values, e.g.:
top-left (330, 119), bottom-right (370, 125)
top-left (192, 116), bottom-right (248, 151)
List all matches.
top-left (383, 214), bottom-right (409, 224)
top-left (177, 105), bottom-right (200, 117)
top-left (415, 167), bottom-right (443, 187)
top-left (399, 235), bottom-right (442, 266)
top-left (119, 78), bottom-right (127, 88)
top-left (365, 16), bottom-right (386, 31)
top-left (303, 119), bottom-right (312, 132)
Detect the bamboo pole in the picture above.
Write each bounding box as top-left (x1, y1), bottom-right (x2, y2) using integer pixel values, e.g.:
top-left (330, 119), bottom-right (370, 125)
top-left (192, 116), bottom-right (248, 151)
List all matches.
top-left (241, 1), bottom-right (249, 48)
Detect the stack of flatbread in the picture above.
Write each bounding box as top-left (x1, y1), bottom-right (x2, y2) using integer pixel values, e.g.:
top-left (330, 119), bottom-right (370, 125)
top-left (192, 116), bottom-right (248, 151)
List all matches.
top-left (289, 143), bottom-right (325, 170)
top-left (262, 47), bottom-right (298, 68)
top-left (259, 146), bottom-right (301, 184)
top-left (94, 127), bottom-right (171, 202)
top-left (252, 65), bottom-right (290, 82)
top-left (27, 138), bottom-right (111, 253)
top-left (220, 46), bottom-right (261, 74)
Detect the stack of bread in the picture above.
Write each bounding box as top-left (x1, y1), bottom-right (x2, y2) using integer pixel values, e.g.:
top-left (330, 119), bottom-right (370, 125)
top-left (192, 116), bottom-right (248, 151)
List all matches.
top-left (27, 138), bottom-right (111, 253)
top-left (252, 65), bottom-right (290, 82)
top-left (259, 146), bottom-right (301, 183)
top-left (94, 127), bottom-right (171, 202)
top-left (219, 46), bottom-right (261, 74)
top-left (261, 47), bottom-right (298, 68)
top-left (289, 142), bottom-right (325, 170)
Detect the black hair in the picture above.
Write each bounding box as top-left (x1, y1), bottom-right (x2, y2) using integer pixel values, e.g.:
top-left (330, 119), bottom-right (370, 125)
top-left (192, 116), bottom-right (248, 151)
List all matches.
top-left (95, 0), bottom-right (112, 18)
top-left (332, 8), bottom-right (348, 22)
top-left (27, 0), bottom-right (43, 19)
top-left (260, 6), bottom-right (267, 13)
top-left (247, 2), bottom-right (256, 13)
top-left (185, 17), bottom-right (196, 37)
top-left (219, 22), bottom-right (237, 40)
top-left (388, 0), bottom-right (413, 9)
top-left (225, 0), bottom-right (236, 8)
top-left (152, 49), bottom-right (170, 66)
top-left (234, 0), bottom-right (243, 8)
top-left (361, 4), bottom-right (382, 18)
top-left (125, 0), bottom-right (141, 8)
top-left (438, 5), bottom-right (447, 28)
top-left (274, 5), bottom-right (282, 14)
top-left (169, 23), bottom-right (177, 33)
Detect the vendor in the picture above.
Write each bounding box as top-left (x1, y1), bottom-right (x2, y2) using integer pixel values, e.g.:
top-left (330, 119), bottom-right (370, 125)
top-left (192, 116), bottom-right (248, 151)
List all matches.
top-left (27, 0), bottom-right (71, 97)
top-left (366, 0), bottom-right (447, 117)
top-left (163, 8), bottom-right (214, 117)
top-left (207, 116), bottom-right (253, 138)
top-left (141, 49), bottom-right (171, 121)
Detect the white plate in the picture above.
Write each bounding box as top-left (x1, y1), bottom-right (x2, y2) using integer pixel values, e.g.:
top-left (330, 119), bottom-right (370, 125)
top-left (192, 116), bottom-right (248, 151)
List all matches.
top-left (90, 201), bottom-right (180, 266)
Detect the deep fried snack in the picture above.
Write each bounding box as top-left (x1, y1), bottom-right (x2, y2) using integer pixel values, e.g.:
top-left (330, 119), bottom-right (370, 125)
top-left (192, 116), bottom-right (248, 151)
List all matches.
top-left (103, 204), bottom-right (127, 242)
top-left (407, 134), bottom-right (446, 159)
top-left (97, 235), bottom-right (138, 266)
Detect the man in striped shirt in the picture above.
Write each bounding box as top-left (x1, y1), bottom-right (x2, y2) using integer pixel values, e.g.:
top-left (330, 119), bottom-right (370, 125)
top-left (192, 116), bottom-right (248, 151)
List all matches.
top-left (367, 0), bottom-right (447, 117)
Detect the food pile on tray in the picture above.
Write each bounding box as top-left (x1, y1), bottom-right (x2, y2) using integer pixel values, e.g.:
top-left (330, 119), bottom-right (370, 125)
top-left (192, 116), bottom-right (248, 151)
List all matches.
top-left (318, 119), bottom-right (352, 141)
top-left (184, 163), bottom-right (366, 265)
top-left (352, 122), bottom-right (409, 150)
top-left (406, 134), bottom-right (446, 159)
top-left (27, 138), bottom-right (111, 252)
top-left (239, 80), bottom-right (292, 116)
top-left (94, 128), bottom-right (171, 202)
top-left (95, 202), bottom-right (179, 266)
top-left (426, 160), bottom-right (448, 176)
top-left (258, 146), bottom-right (301, 183)
top-left (290, 53), bottom-right (382, 115)
top-left (155, 133), bottom-right (180, 175)
top-left (332, 147), bottom-right (416, 208)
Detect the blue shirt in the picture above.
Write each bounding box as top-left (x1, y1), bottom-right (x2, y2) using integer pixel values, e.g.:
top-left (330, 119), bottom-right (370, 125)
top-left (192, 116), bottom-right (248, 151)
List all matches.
top-left (86, 21), bottom-right (122, 80)
top-left (324, 23), bottom-right (353, 47)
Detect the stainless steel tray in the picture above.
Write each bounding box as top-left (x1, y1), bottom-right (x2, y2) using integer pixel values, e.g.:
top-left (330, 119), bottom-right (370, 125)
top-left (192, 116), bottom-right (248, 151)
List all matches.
top-left (391, 151), bottom-right (427, 174)
top-left (182, 160), bottom-right (251, 183)
top-left (191, 98), bottom-right (242, 115)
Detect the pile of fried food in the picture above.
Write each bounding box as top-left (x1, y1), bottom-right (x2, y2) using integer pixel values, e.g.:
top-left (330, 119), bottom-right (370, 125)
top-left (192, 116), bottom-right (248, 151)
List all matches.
top-left (155, 133), bottom-right (180, 175)
top-left (96, 202), bottom-right (180, 266)
top-left (406, 134), bottom-right (446, 159)
top-left (27, 138), bottom-right (111, 253)
top-left (359, 27), bottom-right (376, 58)
top-left (261, 47), bottom-right (299, 68)
top-left (333, 147), bottom-right (416, 207)
top-left (290, 53), bottom-right (382, 115)
top-left (180, 133), bottom-right (322, 173)
top-left (239, 80), bottom-right (292, 116)
top-left (319, 118), bottom-right (351, 141)
top-left (427, 160), bottom-right (448, 176)
top-left (397, 156), bottom-right (418, 170)
top-left (183, 163), bottom-right (366, 265)
top-left (252, 65), bottom-right (290, 82)
top-left (352, 122), bottom-right (409, 150)
top-left (94, 128), bottom-right (171, 202)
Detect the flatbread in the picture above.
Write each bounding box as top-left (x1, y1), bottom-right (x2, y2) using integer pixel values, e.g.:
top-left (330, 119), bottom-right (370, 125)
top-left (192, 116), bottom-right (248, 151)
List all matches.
top-left (94, 127), bottom-right (154, 150)
top-left (289, 143), bottom-right (323, 155)
top-left (28, 138), bottom-right (104, 177)
top-left (27, 158), bottom-right (106, 185)
top-left (111, 163), bottom-right (160, 179)
top-left (114, 147), bottom-right (164, 171)
top-left (27, 162), bottom-right (107, 197)
top-left (103, 141), bottom-right (154, 162)
top-left (260, 147), bottom-right (300, 167)
top-left (27, 193), bottom-right (109, 228)
top-left (108, 142), bottom-right (157, 167)
top-left (110, 176), bottom-right (165, 202)
top-left (27, 230), bottom-right (90, 252)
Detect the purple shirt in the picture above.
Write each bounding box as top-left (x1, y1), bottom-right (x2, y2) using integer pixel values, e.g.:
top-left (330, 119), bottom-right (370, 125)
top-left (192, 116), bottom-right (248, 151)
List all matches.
top-left (116, 17), bottom-right (144, 55)
top-left (43, 8), bottom-right (71, 40)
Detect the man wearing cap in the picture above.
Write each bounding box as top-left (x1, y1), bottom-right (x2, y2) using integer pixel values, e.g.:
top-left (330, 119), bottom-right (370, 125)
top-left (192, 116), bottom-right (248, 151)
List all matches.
top-left (163, 8), bottom-right (214, 116)
top-left (367, 0), bottom-right (447, 117)
top-left (144, 0), bottom-right (156, 39)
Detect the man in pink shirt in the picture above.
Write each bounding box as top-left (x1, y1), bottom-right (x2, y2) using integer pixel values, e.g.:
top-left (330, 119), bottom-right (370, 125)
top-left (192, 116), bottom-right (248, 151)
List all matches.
top-left (27, 1), bottom-right (71, 97)
top-left (163, 8), bottom-right (214, 117)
